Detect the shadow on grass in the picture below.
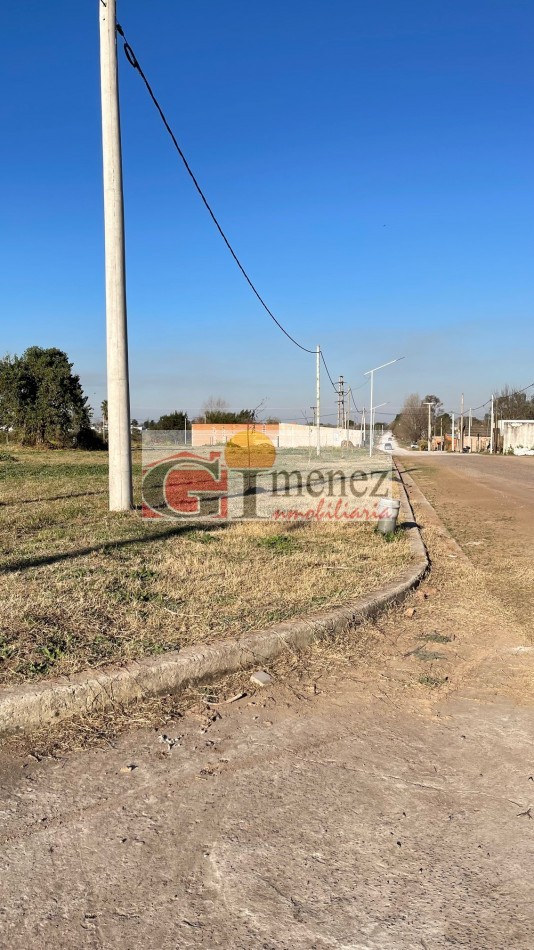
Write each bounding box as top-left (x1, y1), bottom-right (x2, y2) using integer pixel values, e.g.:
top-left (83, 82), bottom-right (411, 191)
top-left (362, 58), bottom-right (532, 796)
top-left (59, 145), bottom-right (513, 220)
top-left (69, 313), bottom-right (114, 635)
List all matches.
top-left (0, 490), bottom-right (108, 508)
top-left (0, 516), bottom-right (318, 574)
top-left (0, 521), bottom-right (230, 574)
top-left (0, 503), bottom-right (367, 574)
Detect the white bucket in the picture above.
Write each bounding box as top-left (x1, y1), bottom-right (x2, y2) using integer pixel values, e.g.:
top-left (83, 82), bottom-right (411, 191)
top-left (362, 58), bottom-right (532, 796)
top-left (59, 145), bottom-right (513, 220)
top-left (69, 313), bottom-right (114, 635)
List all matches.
top-left (376, 497), bottom-right (401, 534)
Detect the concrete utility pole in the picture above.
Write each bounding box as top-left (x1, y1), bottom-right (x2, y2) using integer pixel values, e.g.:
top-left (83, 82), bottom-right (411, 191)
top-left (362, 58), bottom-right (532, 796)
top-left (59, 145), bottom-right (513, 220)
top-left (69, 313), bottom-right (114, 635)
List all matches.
top-left (424, 401), bottom-right (433, 453)
top-left (468, 407), bottom-right (472, 441)
top-left (337, 376), bottom-right (345, 428)
top-left (460, 392), bottom-right (464, 452)
top-left (490, 393), bottom-right (495, 454)
top-left (316, 345), bottom-right (321, 457)
top-left (99, 0), bottom-right (133, 511)
top-left (452, 412), bottom-right (455, 453)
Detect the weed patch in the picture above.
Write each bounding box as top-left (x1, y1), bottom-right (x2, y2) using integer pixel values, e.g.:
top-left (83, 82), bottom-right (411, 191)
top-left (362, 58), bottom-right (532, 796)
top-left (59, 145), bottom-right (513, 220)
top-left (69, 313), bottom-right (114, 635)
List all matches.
top-left (419, 674), bottom-right (448, 688)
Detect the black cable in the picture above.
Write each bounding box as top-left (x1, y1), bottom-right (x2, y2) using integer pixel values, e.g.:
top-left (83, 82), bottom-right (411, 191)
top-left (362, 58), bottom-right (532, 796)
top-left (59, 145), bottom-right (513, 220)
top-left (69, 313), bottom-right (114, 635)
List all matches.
top-left (116, 23), bottom-right (316, 356)
top-left (320, 351), bottom-right (339, 394)
top-left (446, 381), bottom-right (534, 418)
top-left (349, 389), bottom-right (360, 416)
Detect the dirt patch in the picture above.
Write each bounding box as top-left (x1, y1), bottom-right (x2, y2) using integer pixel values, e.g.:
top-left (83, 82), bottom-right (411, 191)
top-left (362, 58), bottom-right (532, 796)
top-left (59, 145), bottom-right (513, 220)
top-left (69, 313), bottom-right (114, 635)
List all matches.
top-left (1, 473), bottom-right (534, 948)
top-left (408, 456), bottom-right (534, 641)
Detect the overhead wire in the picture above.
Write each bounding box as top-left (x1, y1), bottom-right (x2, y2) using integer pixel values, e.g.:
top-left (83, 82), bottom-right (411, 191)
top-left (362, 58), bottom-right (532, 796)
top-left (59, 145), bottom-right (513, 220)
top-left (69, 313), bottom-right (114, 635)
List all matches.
top-left (445, 381), bottom-right (534, 417)
top-left (115, 21), bottom-right (344, 394)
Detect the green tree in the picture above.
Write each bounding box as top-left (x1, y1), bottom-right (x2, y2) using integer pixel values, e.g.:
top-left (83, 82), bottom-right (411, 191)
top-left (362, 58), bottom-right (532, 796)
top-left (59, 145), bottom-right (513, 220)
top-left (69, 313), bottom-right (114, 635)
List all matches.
top-left (203, 408), bottom-right (255, 424)
top-left (423, 394), bottom-right (443, 422)
top-left (145, 411), bottom-right (189, 430)
top-left (0, 347), bottom-right (90, 446)
top-left (196, 396), bottom-right (256, 424)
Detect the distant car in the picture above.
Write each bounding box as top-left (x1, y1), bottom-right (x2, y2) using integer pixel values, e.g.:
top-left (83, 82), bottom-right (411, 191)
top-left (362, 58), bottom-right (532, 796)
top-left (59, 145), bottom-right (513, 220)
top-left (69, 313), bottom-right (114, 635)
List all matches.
top-left (383, 441), bottom-right (393, 451)
top-left (410, 443), bottom-right (419, 450)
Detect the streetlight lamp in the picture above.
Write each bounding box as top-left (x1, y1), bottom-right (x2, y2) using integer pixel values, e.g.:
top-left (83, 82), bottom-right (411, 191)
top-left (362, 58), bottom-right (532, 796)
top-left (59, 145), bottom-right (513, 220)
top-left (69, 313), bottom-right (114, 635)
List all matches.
top-left (364, 357), bottom-right (405, 457)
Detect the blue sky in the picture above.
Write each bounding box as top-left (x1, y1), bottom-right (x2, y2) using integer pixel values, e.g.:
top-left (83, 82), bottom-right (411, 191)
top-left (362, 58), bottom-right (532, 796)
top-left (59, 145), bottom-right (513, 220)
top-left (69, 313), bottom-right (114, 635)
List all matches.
top-left (2, 0), bottom-right (533, 422)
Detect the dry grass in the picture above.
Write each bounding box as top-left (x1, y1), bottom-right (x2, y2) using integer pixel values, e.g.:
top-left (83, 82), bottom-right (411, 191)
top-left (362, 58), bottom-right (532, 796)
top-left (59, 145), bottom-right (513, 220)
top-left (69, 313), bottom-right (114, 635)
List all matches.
top-left (0, 447), bottom-right (411, 685)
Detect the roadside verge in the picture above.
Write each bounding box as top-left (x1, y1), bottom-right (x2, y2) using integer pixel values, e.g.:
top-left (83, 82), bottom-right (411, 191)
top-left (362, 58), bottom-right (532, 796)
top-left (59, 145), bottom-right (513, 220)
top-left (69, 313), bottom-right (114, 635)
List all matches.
top-left (0, 473), bottom-right (428, 738)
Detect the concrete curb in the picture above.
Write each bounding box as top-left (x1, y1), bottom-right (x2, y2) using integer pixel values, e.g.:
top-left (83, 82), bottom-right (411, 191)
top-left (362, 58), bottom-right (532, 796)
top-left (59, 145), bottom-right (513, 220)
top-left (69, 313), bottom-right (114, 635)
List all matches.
top-left (0, 470), bottom-right (429, 739)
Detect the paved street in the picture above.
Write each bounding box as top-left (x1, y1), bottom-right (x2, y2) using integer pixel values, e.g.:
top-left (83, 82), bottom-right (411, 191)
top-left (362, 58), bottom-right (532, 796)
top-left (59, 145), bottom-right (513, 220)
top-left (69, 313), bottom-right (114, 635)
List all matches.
top-left (1, 464), bottom-right (534, 949)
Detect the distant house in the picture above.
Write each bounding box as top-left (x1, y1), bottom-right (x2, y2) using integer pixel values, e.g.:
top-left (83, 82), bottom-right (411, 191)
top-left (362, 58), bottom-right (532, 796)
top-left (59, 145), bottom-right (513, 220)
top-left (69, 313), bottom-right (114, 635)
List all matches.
top-left (463, 422), bottom-right (490, 453)
top-left (431, 425), bottom-right (490, 452)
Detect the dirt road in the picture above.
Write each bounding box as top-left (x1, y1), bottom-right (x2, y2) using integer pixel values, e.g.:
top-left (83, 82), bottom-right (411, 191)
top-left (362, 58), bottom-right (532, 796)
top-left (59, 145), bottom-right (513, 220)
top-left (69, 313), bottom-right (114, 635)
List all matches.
top-left (1, 466), bottom-right (534, 949)
top-left (405, 454), bottom-right (534, 639)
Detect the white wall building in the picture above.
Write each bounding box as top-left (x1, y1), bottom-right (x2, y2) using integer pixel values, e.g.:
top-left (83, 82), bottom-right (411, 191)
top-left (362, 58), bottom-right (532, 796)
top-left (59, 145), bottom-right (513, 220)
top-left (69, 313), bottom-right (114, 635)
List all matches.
top-left (498, 420), bottom-right (534, 454)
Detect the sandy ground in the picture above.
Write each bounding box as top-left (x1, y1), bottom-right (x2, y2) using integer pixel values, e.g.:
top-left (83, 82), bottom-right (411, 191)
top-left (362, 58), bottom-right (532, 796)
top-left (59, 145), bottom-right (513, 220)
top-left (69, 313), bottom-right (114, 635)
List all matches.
top-left (1, 460), bottom-right (534, 949)
top-left (404, 453), bottom-right (534, 639)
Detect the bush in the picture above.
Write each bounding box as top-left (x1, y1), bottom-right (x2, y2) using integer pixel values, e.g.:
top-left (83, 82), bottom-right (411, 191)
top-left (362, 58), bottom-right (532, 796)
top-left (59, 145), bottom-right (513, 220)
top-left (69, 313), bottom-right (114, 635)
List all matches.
top-left (75, 427), bottom-right (107, 451)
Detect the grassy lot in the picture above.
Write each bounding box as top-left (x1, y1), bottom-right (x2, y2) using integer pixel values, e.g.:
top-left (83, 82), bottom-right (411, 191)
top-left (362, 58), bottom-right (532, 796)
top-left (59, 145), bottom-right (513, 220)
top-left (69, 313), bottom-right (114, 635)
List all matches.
top-left (0, 448), bottom-right (411, 685)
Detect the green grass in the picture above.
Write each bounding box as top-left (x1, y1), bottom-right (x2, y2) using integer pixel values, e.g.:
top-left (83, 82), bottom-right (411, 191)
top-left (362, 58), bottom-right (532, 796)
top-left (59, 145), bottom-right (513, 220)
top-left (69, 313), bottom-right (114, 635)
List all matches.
top-left (418, 674), bottom-right (448, 688)
top-left (420, 632), bottom-right (452, 644)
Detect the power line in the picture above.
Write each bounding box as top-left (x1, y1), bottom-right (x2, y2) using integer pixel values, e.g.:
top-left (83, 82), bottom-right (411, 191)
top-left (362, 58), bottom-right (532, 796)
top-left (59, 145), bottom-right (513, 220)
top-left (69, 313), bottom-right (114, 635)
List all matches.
top-left (349, 389), bottom-right (360, 416)
top-left (116, 22), bottom-right (318, 356)
top-left (445, 381), bottom-right (534, 417)
top-left (320, 352), bottom-right (339, 394)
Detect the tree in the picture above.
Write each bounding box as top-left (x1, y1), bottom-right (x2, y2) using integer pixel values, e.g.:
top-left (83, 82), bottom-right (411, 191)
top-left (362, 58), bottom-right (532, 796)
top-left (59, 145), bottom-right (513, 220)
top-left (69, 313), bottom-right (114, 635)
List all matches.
top-left (194, 397), bottom-right (256, 424)
top-left (423, 394), bottom-right (443, 421)
top-left (435, 412), bottom-right (452, 438)
top-left (392, 393), bottom-right (427, 444)
top-left (0, 347), bottom-right (91, 446)
top-left (203, 396), bottom-right (229, 416)
top-left (144, 411), bottom-right (188, 430)
top-left (494, 385), bottom-right (534, 421)
top-left (155, 411), bottom-right (188, 430)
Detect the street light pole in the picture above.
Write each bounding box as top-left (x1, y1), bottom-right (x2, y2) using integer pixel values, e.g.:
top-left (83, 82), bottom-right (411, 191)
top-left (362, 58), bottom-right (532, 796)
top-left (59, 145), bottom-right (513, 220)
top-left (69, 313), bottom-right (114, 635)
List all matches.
top-left (424, 401), bottom-right (432, 453)
top-left (364, 357), bottom-right (405, 458)
top-left (99, 0), bottom-right (133, 511)
top-left (369, 370), bottom-right (374, 457)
